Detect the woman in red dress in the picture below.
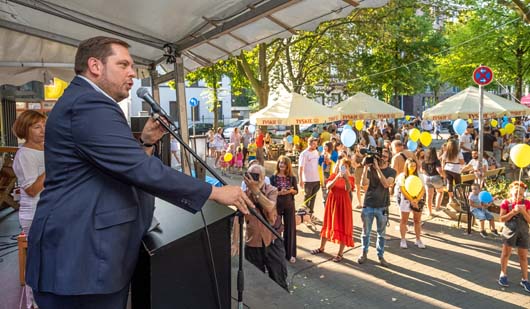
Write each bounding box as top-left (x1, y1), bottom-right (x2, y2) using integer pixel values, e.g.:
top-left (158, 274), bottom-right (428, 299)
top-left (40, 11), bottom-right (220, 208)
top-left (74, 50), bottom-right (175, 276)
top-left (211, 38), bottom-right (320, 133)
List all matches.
top-left (311, 158), bottom-right (354, 262)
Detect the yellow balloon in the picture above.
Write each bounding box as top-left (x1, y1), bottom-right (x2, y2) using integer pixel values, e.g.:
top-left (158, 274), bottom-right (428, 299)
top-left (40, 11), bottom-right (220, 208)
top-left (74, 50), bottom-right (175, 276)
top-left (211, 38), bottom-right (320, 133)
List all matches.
top-left (405, 115), bottom-right (411, 121)
top-left (419, 131), bottom-right (432, 147)
top-left (293, 135), bottom-right (300, 144)
top-left (355, 120), bottom-right (364, 131)
top-left (512, 118), bottom-right (516, 123)
top-left (505, 123), bottom-right (515, 134)
top-left (347, 120), bottom-right (353, 126)
top-left (499, 128), bottom-right (506, 136)
top-left (404, 175), bottom-right (423, 197)
top-left (490, 119), bottom-right (498, 127)
top-left (409, 128), bottom-right (420, 142)
top-left (224, 152), bottom-right (233, 162)
top-left (510, 143), bottom-right (530, 168)
top-left (467, 118), bottom-right (473, 124)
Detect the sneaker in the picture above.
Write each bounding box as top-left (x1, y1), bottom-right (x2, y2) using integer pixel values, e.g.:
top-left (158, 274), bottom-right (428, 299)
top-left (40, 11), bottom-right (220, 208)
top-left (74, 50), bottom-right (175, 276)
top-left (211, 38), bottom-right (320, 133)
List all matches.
top-left (378, 256), bottom-right (389, 267)
top-left (498, 275), bottom-right (509, 287)
top-left (415, 239), bottom-right (426, 249)
top-left (357, 252), bottom-right (367, 264)
top-left (400, 239), bottom-right (408, 249)
top-left (521, 280), bottom-right (530, 292)
top-left (491, 229), bottom-right (500, 237)
top-left (480, 230), bottom-right (488, 239)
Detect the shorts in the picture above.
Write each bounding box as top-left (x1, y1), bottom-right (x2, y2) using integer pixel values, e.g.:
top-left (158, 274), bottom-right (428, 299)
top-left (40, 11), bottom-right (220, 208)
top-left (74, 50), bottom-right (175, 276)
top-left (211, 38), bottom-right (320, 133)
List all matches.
top-left (423, 175), bottom-right (443, 189)
top-left (503, 229), bottom-right (529, 249)
top-left (471, 208), bottom-right (493, 221)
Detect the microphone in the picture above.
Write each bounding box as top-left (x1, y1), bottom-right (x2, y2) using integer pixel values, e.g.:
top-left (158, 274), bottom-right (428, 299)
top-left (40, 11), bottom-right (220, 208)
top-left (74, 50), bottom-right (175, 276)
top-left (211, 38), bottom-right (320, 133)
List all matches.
top-left (136, 87), bottom-right (162, 114)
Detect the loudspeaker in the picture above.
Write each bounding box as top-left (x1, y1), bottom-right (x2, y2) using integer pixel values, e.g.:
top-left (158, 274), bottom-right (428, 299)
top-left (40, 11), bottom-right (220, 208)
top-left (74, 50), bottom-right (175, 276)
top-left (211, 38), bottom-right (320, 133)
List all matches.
top-left (131, 199), bottom-right (233, 309)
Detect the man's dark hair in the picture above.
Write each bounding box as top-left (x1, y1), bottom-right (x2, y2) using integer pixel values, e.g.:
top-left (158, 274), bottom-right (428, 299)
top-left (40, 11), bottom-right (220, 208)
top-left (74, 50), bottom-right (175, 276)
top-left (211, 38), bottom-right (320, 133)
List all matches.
top-left (74, 36), bottom-right (130, 75)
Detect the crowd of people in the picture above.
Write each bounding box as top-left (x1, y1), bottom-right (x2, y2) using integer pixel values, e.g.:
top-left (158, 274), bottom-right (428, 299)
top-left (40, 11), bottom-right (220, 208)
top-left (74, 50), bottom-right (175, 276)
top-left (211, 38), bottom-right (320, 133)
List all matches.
top-left (223, 118), bottom-right (530, 293)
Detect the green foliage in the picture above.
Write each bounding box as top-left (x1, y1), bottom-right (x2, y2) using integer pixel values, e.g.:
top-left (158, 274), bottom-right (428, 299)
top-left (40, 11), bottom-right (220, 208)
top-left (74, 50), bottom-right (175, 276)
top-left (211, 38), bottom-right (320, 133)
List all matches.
top-left (436, 1), bottom-right (530, 99)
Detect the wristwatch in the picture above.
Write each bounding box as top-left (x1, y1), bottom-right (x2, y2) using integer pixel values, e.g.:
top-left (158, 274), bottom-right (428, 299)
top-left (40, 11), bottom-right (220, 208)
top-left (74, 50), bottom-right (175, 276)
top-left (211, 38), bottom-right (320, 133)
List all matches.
top-left (139, 137), bottom-right (155, 147)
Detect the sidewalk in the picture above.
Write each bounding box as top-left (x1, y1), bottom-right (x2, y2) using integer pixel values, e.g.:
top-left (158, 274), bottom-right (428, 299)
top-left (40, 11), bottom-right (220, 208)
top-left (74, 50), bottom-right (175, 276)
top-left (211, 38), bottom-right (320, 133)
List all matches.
top-left (225, 159), bottom-right (530, 308)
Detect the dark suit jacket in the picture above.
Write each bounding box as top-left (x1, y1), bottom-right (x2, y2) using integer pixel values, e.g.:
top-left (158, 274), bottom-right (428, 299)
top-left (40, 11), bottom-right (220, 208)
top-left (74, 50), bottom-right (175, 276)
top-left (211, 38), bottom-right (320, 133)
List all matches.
top-left (26, 76), bottom-right (212, 295)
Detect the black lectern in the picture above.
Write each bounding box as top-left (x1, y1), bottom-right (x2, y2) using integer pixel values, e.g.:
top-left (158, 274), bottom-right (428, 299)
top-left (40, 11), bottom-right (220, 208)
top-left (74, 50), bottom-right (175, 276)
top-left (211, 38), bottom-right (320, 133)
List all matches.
top-left (131, 199), bottom-right (234, 309)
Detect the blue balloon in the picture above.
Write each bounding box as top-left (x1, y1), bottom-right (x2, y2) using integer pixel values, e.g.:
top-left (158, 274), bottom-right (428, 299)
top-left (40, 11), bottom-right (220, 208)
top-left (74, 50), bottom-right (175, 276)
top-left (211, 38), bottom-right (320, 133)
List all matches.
top-left (286, 135), bottom-right (293, 143)
top-left (503, 115), bottom-right (508, 122)
top-left (453, 119), bottom-right (467, 135)
top-left (478, 191), bottom-right (493, 204)
top-left (343, 124), bottom-right (352, 131)
top-left (407, 140), bottom-right (418, 151)
top-left (340, 129), bottom-right (356, 147)
top-left (502, 122), bottom-right (508, 128)
top-left (318, 145), bottom-right (323, 152)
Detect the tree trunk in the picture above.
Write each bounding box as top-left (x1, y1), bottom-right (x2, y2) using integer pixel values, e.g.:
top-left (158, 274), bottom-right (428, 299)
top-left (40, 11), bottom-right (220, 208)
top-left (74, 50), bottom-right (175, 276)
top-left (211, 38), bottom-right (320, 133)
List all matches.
top-left (212, 78), bottom-right (220, 128)
top-left (515, 49), bottom-right (523, 101)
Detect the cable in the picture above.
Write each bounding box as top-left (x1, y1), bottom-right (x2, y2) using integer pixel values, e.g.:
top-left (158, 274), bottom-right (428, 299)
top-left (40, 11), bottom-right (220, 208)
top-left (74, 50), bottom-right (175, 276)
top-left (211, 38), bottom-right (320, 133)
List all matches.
top-left (200, 210), bottom-right (223, 309)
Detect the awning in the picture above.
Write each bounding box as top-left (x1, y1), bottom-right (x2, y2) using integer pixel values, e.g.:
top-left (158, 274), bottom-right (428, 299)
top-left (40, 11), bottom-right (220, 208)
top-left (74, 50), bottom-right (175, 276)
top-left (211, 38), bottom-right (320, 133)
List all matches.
top-left (251, 92), bottom-right (340, 125)
top-left (0, 0), bottom-right (388, 85)
top-left (332, 92), bottom-right (404, 120)
top-left (422, 87), bottom-right (530, 120)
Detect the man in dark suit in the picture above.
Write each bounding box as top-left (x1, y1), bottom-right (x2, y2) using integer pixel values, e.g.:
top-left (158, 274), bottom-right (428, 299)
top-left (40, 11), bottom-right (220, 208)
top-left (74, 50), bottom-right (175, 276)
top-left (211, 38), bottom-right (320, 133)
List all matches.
top-left (26, 36), bottom-right (253, 308)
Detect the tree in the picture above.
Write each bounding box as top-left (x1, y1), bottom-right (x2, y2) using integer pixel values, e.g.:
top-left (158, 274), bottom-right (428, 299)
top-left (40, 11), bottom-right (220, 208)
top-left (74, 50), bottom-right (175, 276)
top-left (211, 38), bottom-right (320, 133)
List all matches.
top-left (438, 2), bottom-right (530, 99)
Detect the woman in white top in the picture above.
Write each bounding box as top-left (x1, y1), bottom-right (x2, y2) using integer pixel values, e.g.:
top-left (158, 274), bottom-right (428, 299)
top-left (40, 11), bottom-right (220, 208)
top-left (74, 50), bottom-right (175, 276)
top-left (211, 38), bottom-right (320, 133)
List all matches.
top-left (441, 138), bottom-right (465, 205)
top-left (395, 158), bottom-right (426, 249)
top-left (12, 110), bottom-right (46, 309)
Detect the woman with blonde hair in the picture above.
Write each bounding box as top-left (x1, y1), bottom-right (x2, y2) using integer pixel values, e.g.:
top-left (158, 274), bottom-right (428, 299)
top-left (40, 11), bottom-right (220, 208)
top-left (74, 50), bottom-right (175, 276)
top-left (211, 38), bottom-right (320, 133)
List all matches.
top-left (395, 158), bottom-right (426, 249)
top-left (270, 155), bottom-right (298, 263)
top-left (12, 110), bottom-right (47, 309)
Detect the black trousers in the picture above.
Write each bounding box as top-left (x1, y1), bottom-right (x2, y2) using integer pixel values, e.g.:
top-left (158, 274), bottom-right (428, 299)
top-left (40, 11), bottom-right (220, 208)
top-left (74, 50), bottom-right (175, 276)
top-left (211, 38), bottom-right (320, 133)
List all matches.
top-left (245, 239), bottom-right (289, 291)
top-left (277, 195), bottom-right (297, 260)
top-left (303, 181), bottom-right (321, 213)
top-left (34, 284), bottom-right (129, 309)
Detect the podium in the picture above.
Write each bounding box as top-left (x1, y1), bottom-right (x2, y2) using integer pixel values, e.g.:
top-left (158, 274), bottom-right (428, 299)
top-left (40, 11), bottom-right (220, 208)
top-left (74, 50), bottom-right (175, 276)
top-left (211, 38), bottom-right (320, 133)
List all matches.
top-left (131, 199), bottom-right (234, 309)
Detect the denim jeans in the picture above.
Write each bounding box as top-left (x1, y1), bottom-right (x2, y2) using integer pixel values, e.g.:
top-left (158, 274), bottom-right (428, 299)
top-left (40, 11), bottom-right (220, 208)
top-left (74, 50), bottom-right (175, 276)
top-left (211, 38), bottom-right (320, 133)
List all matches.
top-left (360, 207), bottom-right (388, 257)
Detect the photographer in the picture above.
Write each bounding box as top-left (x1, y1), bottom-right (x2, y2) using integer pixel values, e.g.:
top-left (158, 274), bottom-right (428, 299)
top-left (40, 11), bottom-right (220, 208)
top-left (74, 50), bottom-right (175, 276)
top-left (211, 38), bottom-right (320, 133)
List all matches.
top-left (232, 164), bottom-right (288, 291)
top-left (357, 148), bottom-right (396, 267)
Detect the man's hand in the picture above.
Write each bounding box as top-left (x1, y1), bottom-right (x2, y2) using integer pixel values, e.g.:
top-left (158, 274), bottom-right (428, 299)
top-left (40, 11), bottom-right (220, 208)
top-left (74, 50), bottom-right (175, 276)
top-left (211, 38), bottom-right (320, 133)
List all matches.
top-left (243, 173), bottom-right (260, 194)
top-left (141, 117), bottom-right (167, 145)
top-left (209, 185), bottom-right (253, 215)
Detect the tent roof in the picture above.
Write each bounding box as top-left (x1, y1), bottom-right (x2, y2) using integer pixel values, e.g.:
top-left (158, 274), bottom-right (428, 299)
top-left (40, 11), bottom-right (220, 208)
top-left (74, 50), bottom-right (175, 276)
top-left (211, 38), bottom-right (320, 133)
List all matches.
top-left (251, 92), bottom-right (340, 125)
top-left (422, 87), bottom-right (530, 120)
top-left (332, 92), bottom-right (404, 120)
top-left (0, 0), bottom-right (387, 85)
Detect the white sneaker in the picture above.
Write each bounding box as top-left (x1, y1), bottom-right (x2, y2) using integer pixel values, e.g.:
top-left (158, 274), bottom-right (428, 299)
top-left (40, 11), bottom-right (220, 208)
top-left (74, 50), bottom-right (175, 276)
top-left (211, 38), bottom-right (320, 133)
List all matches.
top-left (415, 239), bottom-right (426, 249)
top-left (400, 239), bottom-right (407, 249)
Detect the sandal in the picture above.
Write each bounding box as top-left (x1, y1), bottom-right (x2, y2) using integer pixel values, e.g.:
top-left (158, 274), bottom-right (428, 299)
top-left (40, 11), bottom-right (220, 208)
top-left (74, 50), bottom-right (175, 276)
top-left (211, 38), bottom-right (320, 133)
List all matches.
top-left (310, 248), bottom-right (324, 255)
top-left (332, 255), bottom-right (343, 262)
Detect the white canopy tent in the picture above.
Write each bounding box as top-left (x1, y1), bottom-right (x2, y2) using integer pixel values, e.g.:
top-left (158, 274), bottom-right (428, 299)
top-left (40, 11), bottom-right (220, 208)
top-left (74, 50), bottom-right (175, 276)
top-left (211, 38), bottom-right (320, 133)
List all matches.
top-left (0, 0), bottom-right (388, 85)
top-left (422, 87), bottom-right (530, 120)
top-left (332, 92), bottom-right (404, 120)
top-left (250, 92), bottom-right (340, 125)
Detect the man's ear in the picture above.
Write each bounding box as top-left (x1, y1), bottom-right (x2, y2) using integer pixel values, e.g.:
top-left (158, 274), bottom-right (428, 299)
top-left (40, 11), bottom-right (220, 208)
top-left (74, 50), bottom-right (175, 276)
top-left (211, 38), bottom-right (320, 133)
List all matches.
top-left (86, 57), bottom-right (102, 77)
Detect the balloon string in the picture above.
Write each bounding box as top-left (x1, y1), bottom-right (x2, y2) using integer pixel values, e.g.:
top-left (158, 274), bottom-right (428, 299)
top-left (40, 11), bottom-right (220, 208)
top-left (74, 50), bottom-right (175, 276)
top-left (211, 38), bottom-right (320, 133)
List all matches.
top-left (516, 167), bottom-right (523, 202)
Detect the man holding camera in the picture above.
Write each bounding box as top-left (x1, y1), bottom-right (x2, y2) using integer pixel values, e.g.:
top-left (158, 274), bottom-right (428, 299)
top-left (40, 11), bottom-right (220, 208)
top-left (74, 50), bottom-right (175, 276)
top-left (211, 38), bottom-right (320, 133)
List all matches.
top-left (231, 164), bottom-right (288, 290)
top-left (358, 148), bottom-right (396, 267)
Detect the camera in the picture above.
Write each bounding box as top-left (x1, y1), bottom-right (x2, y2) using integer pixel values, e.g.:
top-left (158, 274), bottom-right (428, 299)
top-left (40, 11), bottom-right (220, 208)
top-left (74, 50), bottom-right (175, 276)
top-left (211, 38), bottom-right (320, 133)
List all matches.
top-left (360, 147), bottom-right (382, 165)
top-left (246, 172), bottom-right (260, 181)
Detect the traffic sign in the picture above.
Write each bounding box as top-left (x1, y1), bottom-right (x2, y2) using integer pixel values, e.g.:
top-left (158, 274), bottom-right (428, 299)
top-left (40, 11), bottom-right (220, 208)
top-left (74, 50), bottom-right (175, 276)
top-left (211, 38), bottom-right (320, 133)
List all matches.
top-left (473, 66), bottom-right (493, 86)
top-left (189, 97), bottom-right (199, 107)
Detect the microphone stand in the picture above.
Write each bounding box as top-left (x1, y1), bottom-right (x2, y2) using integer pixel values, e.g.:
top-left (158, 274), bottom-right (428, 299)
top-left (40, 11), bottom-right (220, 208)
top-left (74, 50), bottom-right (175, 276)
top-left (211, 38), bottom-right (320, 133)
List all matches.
top-left (147, 104), bottom-right (283, 309)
